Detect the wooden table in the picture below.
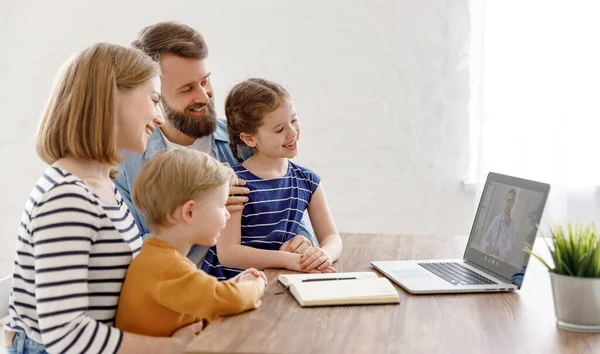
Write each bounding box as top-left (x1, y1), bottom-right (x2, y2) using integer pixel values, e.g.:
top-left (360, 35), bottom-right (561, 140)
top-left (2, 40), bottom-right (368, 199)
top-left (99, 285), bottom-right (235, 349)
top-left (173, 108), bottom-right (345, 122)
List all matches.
top-left (187, 233), bottom-right (600, 354)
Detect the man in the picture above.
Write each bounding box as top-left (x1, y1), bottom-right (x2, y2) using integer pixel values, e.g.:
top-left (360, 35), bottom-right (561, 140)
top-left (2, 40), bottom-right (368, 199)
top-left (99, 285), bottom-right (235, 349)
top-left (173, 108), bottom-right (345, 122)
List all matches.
top-left (115, 22), bottom-right (314, 267)
top-left (483, 188), bottom-right (517, 260)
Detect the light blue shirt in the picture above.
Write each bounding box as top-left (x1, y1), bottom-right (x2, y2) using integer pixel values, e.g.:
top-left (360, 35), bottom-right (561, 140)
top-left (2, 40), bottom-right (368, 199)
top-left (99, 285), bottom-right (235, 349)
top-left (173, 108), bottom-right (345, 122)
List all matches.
top-left (114, 119), bottom-right (315, 266)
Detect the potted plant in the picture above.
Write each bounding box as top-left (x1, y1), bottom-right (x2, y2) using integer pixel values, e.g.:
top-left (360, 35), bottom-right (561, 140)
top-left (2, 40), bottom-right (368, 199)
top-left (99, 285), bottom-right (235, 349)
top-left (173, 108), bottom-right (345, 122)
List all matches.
top-left (525, 222), bottom-right (600, 332)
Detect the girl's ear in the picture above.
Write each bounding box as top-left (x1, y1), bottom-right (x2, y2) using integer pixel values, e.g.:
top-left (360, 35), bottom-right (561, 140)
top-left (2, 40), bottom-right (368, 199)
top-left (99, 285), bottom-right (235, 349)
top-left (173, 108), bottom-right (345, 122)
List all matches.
top-left (240, 133), bottom-right (257, 148)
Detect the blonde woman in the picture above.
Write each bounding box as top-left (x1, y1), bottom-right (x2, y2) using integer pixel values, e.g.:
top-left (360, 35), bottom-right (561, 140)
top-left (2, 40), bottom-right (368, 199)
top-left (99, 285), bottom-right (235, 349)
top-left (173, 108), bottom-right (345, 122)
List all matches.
top-left (4, 43), bottom-right (202, 354)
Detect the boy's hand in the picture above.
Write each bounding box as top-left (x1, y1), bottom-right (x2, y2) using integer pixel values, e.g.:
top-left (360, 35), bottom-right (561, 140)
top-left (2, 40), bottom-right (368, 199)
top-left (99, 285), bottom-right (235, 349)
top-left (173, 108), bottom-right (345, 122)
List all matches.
top-left (300, 247), bottom-right (334, 271)
top-left (279, 235), bottom-right (311, 254)
top-left (242, 273), bottom-right (266, 293)
top-left (230, 268), bottom-right (268, 286)
top-left (227, 178), bottom-right (249, 213)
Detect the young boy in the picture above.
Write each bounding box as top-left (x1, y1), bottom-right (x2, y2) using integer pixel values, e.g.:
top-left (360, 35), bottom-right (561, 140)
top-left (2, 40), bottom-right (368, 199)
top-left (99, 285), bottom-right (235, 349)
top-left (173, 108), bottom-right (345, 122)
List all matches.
top-left (116, 148), bottom-right (267, 337)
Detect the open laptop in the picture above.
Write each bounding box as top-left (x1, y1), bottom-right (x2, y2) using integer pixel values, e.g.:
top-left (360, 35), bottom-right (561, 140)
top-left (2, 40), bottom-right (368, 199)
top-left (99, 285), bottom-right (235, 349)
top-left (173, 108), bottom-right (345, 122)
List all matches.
top-left (372, 172), bottom-right (550, 294)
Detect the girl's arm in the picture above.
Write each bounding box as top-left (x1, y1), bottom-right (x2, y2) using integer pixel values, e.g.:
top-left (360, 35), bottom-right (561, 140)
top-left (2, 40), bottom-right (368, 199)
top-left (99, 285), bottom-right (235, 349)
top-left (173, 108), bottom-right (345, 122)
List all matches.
top-left (216, 210), bottom-right (303, 271)
top-left (303, 183), bottom-right (343, 270)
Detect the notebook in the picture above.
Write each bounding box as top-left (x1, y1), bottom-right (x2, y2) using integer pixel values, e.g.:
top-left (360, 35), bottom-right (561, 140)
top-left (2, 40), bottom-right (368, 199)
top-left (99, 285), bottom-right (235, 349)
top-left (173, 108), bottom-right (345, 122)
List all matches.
top-left (277, 272), bottom-right (400, 307)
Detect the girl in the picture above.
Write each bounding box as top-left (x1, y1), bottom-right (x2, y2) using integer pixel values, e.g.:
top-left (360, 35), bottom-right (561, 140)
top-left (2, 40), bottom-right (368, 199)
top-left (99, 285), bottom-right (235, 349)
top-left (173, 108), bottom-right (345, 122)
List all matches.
top-left (202, 78), bottom-right (343, 280)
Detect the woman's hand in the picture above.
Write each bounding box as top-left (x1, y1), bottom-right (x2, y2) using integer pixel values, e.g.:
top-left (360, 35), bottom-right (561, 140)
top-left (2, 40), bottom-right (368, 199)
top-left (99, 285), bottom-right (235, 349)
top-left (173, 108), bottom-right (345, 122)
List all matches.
top-left (169, 322), bottom-right (204, 352)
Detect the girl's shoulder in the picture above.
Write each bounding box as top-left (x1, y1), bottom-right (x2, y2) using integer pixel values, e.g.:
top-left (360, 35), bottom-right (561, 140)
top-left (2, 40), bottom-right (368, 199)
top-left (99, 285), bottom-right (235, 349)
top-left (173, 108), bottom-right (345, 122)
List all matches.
top-left (288, 161), bottom-right (320, 192)
top-left (288, 161), bottom-right (319, 179)
top-left (232, 163), bottom-right (256, 179)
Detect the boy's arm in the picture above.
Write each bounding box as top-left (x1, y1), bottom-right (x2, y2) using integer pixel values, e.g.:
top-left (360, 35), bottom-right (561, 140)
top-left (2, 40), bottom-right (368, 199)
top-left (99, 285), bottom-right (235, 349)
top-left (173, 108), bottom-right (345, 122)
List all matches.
top-left (152, 261), bottom-right (263, 321)
top-left (216, 210), bottom-right (302, 271)
top-left (306, 183), bottom-right (343, 262)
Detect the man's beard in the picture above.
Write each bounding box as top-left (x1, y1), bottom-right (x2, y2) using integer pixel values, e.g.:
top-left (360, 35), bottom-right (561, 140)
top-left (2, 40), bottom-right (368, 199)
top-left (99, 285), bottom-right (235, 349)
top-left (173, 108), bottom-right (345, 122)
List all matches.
top-left (161, 99), bottom-right (218, 139)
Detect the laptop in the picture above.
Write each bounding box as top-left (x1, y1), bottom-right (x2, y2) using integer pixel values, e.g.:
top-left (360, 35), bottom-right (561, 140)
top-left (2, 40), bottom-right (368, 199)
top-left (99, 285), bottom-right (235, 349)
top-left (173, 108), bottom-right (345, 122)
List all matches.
top-left (371, 172), bottom-right (550, 294)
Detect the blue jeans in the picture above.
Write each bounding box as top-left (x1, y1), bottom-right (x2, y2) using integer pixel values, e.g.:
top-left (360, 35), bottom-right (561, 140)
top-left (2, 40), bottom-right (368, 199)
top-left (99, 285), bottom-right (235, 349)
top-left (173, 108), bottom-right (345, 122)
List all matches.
top-left (4, 332), bottom-right (47, 354)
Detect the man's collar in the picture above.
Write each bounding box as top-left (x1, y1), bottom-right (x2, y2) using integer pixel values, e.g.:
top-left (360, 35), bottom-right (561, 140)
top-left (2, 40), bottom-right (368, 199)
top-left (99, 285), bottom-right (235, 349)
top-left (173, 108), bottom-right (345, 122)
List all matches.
top-left (213, 119), bottom-right (230, 142)
top-left (143, 120), bottom-right (229, 159)
top-left (143, 128), bottom-right (168, 159)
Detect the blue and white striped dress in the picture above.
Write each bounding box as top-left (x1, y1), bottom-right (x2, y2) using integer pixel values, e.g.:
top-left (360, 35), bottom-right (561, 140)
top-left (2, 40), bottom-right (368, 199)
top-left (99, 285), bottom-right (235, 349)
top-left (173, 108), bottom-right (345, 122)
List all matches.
top-left (201, 160), bottom-right (320, 280)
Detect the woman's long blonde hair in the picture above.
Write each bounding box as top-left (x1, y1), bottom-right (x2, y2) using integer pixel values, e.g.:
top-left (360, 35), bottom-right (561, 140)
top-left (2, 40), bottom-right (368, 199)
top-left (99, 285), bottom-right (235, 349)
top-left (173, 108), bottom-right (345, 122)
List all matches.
top-left (36, 43), bottom-right (160, 171)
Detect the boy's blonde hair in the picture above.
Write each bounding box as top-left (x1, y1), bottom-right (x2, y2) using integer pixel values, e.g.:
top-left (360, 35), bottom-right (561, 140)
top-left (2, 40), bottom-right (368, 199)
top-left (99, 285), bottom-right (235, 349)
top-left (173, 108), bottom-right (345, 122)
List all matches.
top-left (132, 148), bottom-right (235, 231)
top-left (36, 43), bottom-right (160, 176)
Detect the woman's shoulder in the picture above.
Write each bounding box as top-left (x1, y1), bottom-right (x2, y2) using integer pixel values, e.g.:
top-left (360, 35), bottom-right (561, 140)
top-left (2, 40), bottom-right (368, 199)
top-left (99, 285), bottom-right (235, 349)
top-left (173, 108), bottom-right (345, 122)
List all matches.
top-left (31, 166), bottom-right (99, 208)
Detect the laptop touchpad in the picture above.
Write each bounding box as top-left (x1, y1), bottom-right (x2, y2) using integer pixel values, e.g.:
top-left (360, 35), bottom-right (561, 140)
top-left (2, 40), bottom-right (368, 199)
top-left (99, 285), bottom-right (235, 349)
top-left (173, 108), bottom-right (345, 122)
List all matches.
top-left (392, 270), bottom-right (431, 279)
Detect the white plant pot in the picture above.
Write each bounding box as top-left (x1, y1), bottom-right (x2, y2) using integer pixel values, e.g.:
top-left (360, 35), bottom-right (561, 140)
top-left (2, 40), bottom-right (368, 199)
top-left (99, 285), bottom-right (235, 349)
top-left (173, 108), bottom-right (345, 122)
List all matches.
top-left (550, 272), bottom-right (600, 332)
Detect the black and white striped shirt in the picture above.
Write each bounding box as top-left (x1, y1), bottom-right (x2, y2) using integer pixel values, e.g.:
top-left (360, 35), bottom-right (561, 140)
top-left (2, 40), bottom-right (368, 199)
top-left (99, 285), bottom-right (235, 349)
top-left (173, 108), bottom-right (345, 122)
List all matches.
top-left (5, 166), bottom-right (142, 353)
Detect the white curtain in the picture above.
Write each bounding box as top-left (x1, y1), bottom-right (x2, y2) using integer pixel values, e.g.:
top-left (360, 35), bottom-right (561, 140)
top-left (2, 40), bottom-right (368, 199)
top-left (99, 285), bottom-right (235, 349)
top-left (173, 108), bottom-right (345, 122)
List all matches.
top-left (477, 1), bottom-right (600, 231)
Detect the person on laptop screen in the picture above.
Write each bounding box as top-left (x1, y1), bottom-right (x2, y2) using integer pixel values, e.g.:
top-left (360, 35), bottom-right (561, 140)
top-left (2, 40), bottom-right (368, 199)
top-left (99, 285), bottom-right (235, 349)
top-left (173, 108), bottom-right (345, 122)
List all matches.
top-left (482, 188), bottom-right (516, 260)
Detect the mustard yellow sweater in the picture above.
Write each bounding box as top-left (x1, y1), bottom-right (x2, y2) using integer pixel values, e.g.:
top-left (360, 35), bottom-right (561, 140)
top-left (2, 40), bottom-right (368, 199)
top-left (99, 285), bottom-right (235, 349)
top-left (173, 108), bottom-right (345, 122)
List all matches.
top-left (115, 237), bottom-right (263, 336)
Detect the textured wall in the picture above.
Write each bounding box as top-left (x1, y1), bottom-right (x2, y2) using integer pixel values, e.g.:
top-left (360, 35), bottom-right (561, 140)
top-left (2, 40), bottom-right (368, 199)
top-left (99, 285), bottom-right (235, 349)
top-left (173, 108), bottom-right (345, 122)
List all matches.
top-left (0, 0), bottom-right (476, 278)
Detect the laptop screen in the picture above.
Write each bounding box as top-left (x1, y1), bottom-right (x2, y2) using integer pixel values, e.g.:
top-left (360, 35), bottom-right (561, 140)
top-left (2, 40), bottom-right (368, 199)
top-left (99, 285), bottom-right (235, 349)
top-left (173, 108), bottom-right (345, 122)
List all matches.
top-left (463, 173), bottom-right (549, 288)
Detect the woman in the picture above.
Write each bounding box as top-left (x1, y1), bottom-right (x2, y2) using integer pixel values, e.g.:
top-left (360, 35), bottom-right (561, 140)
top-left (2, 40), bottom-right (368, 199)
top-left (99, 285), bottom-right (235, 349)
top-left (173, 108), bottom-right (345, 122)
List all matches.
top-left (5, 43), bottom-right (202, 354)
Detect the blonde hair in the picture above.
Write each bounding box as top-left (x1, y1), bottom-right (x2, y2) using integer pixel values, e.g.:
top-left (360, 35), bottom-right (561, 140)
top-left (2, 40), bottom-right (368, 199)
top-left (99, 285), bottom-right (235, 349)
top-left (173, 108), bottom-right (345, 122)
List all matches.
top-left (36, 43), bottom-right (160, 174)
top-left (132, 148), bottom-right (235, 231)
top-left (225, 78), bottom-right (290, 162)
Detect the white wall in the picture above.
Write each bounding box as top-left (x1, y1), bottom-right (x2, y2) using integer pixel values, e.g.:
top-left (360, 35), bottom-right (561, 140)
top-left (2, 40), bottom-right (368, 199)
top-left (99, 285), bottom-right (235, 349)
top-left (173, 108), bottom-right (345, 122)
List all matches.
top-left (0, 0), bottom-right (476, 278)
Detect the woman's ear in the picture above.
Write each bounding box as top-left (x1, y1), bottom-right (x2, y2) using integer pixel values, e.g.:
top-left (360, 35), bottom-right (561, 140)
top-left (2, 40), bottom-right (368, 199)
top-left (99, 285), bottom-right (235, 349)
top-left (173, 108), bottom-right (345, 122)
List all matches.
top-left (180, 200), bottom-right (196, 225)
top-left (239, 133), bottom-right (257, 148)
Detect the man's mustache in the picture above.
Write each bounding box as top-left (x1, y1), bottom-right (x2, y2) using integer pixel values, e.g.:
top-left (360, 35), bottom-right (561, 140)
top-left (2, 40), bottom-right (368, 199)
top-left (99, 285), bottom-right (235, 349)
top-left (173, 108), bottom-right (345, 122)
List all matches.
top-left (187, 102), bottom-right (212, 110)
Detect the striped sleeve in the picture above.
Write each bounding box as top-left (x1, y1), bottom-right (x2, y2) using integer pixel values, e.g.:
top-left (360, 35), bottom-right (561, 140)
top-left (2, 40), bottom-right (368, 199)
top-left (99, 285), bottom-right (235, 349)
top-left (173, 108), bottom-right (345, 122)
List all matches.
top-left (297, 165), bottom-right (321, 195)
top-left (29, 183), bottom-right (123, 354)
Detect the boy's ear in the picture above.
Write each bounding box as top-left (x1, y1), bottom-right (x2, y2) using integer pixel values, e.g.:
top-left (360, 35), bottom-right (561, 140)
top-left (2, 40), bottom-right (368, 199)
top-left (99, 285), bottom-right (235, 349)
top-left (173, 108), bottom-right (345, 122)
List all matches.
top-left (180, 200), bottom-right (196, 225)
top-left (239, 133), bottom-right (257, 148)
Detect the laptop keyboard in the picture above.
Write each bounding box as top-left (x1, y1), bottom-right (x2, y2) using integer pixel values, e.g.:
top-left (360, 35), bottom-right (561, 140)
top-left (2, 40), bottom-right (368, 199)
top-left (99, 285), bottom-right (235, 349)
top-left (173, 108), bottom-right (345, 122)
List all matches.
top-left (418, 262), bottom-right (497, 286)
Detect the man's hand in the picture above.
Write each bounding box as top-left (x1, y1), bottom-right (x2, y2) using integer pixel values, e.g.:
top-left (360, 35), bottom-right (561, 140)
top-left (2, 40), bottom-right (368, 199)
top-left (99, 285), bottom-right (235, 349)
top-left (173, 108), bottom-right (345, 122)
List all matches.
top-left (279, 235), bottom-right (311, 254)
top-left (227, 178), bottom-right (249, 213)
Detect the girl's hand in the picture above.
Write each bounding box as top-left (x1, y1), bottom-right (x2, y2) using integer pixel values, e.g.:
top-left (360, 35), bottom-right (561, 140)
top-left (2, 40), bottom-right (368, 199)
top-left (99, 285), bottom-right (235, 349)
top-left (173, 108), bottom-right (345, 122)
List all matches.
top-left (279, 235), bottom-right (311, 254)
top-left (300, 247), bottom-right (333, 271)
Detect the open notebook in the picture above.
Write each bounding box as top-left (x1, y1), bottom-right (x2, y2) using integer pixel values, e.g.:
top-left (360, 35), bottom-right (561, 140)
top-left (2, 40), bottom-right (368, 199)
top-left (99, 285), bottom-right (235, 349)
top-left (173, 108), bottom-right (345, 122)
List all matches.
top-left (277, 272), bottom-right (400, 307)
